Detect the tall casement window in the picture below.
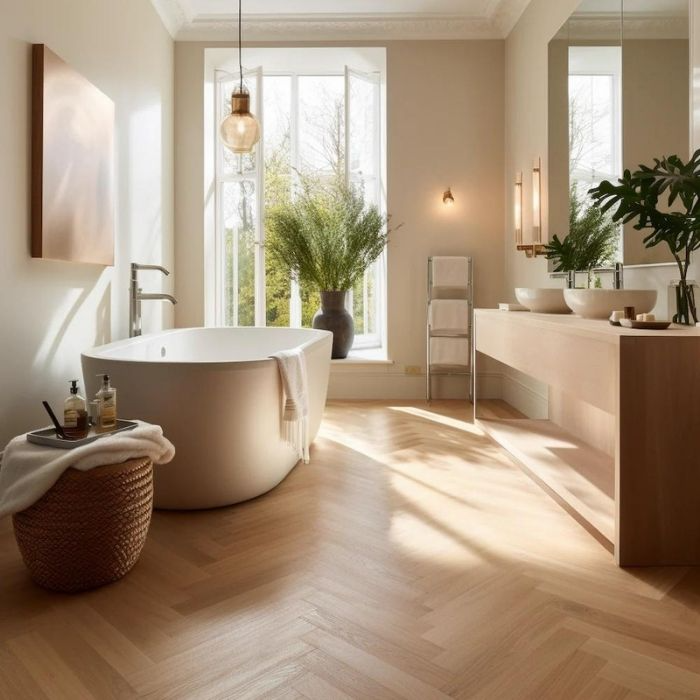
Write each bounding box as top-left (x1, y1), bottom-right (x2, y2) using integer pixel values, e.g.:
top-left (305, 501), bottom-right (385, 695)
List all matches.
top-left (210, 48), bottom-right (387, 352)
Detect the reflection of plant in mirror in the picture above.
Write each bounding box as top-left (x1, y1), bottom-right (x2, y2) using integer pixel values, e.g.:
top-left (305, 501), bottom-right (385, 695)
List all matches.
top-left (589, 151), bottom-right (700, 324)
top-left (544, 185), bottom-right (619, 285)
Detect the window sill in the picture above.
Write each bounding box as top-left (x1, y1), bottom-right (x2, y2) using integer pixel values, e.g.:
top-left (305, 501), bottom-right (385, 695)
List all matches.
top-left (331, 347), bottom-right (392, 368)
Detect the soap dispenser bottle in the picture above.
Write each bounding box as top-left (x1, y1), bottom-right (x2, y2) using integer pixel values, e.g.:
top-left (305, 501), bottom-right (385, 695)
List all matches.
top-left (64, 380), bottom-right (89, 439)
top-left (95, 374), bottom-right (118, 433)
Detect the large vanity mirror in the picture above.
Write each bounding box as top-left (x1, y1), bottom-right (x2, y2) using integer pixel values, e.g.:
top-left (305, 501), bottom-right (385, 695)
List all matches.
top-left (548, 0), bottom-right (690, 267)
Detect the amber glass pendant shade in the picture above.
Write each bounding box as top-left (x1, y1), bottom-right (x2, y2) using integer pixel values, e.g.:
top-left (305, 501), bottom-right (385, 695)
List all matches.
top-left (219, 90), bottom-right (261, 154)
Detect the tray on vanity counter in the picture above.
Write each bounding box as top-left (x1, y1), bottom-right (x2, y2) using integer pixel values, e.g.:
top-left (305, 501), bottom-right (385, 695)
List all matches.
top-left (27, 420), bottom-right (138, 449)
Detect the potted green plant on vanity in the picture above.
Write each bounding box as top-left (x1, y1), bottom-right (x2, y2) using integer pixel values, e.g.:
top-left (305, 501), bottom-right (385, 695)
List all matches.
top-left (266, 181), bottom-right (393, 359)
top-left (589, 151), bottom-right (700, 324)
top-left (544, 185), bottom-right (619, 287)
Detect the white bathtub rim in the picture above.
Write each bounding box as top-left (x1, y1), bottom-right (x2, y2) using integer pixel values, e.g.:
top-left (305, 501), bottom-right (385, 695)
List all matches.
top-left (82, 327), bottom-right (333, 367)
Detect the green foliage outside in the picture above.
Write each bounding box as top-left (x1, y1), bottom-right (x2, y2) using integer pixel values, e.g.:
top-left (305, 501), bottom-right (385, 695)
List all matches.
top-left (545, 184), bottom-right (619, 284)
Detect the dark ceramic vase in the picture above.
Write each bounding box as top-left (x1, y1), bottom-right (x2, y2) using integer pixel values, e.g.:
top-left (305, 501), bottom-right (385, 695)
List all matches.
top-left (312, 291), bottom-right (354, 359)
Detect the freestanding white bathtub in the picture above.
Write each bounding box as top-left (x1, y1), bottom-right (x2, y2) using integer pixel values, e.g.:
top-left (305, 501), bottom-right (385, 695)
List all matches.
top-left (81, 327), bottom-right (332, 509)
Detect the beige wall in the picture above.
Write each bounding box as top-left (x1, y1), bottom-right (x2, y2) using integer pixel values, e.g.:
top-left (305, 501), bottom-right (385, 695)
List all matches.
top-left (504, 0), bottom-right (581, 297)
top-left (174, 40), bottom-right (505, 398)
top-left (0, 0), bottom-right (174, 446)
top-left (505, 1), bottom-right (699, 320)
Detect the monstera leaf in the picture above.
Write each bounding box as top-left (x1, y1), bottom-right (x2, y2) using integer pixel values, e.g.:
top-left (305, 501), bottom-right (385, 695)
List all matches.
top-left (589, 151), bottom-right (700, 261)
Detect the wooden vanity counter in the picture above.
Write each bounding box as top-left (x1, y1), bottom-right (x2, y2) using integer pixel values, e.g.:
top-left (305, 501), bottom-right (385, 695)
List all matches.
top-left (474, 309), bottom-right (700, 566)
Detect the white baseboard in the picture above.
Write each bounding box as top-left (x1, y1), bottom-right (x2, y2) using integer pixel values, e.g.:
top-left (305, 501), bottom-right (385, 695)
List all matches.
top-left (327, 361), bottom-right (549, 415)
top-left (500, 370), bottom-right (548, 418)
top-left (328, 366), bottom-right (502, 400)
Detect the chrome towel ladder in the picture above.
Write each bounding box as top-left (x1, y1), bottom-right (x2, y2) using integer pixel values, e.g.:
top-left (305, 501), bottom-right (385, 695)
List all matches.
top-left (426, 256), bottom-right (474, 402)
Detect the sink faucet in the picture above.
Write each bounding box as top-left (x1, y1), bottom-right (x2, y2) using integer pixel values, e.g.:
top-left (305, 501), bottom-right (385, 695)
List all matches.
top-left (558, 262), bottom-right (624, 289)
top-left (129, 263), bottom-right (177, 337)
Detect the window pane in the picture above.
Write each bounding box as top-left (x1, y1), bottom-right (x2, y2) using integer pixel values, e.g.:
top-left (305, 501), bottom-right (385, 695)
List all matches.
top-left (352, 265), bottom-right (377, 339)
top-left (220, 76), bottom-right (258, 176)
top-left (352, 277), bottom-right (364, 335)
top-left (223, 180), bottom-right (256, 326)
top-left (300, 281), bottom-right (320, 329)
top-left (298, 76), bottom-right (345, 183)
top-left (263, 76), bottom-right (293, 326)
top-left (569, 74), bottom-right (616, 184)
top-left (347, 71), bottom-right (378, 196)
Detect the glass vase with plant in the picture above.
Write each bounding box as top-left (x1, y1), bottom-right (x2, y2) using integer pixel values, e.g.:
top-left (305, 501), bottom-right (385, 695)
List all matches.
top-left (589, 151), bottom-right (700, 324)
top-left (266, 180), bottom-right (395, 358)
top-left (544, 184), bottom-right (619, 287)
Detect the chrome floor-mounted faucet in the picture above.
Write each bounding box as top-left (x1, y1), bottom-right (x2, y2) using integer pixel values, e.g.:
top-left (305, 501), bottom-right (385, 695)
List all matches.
top-left (129, 263), bottom-right (177, 337)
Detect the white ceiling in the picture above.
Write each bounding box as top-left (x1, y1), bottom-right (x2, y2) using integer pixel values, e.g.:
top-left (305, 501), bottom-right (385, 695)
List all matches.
top-left (149, 0), bottom-right (534, 40)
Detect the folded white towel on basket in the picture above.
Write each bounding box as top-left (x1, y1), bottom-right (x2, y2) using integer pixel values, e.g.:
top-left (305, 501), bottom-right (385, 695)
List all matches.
top-left (0, 421), bottom-right (175, 518)
top-left (430, 256), bottom-right (470, 289)
top-left (429, 299), bottom-right (470, 334)
top-left (271, 348), bottom-right (310, 464)
top-left (430, 337), bottom-right (470, 367)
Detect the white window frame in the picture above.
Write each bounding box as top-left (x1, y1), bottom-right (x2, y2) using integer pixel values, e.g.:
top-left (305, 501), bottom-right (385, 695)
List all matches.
top-left (213, 63), bottom-right (386, 350)
top-left (345, 67), bottom-right (384, 350)
top-left (568, 47), bottom-right (622, 189)
top-left (214, 67), bottom-right (265, 327)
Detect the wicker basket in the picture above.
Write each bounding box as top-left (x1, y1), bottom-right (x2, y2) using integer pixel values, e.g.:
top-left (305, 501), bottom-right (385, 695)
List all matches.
top-left (12, 457), bottom-right (153, 593)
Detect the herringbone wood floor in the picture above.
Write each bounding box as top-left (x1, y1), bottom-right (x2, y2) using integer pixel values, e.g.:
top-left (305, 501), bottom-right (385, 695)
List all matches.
top-left (1, 400), bottom-right (699, 699)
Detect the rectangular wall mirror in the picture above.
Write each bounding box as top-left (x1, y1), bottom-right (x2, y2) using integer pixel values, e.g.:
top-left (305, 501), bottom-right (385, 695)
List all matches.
top-left (548, 0), bottom-right (690, 268)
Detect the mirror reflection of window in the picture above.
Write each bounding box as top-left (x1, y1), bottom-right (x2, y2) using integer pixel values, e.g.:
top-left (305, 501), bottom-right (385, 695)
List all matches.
top-left (547, 0), bottom-right (690, 268)
top-left (568, 47), bottom-right (622, 203)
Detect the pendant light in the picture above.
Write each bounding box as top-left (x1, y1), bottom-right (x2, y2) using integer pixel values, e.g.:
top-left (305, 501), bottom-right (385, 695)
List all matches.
top-left (219, 0), bottom-right (260, 154)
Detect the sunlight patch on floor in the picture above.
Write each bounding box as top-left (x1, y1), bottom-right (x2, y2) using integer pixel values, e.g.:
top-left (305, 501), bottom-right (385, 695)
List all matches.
top-left (389, 405), bottom-right (482, 436)
top-left (390, 511), bottom-right (486, 566)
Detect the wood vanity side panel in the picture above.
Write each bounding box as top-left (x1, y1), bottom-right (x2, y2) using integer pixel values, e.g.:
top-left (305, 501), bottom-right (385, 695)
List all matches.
top-left (548, 386), bottom-right (617, 458)
top-left (617, 337), bottom-right (700, 565)
top-left (475, 313), bottom-right (617, 413)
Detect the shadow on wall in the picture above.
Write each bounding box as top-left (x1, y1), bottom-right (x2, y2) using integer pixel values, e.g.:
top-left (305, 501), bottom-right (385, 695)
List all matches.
top-left (126, 102), bottom-right (174, 333)
top-left (29, 264), bottom-right (109, 373)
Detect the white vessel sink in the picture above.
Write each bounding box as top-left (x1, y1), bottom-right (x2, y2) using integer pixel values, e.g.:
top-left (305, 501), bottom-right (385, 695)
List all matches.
top-left (514, 288), bottom-right (570, 314)
top-left (563, 289), bottom-right (657, 319)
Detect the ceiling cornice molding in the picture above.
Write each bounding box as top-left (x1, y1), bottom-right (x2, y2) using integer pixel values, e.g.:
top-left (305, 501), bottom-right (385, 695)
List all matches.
top-left (566, 14), bottom-right (688, 41)
top-left (180, 14), bottom-right (498, 41)
top-left (149, 0), bottom-right (188, 37)
top-left (491, 0), bottom-right (532, 37)
top-left (148, 0), bottom-right (535, 41)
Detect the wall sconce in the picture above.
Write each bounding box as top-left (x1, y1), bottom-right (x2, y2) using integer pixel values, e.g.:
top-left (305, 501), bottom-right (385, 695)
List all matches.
top-left (516, 158), bottom-right (546, 258)
top-left (442, 188), bottom-right (455, 206)
top-left (532, 157), bottom-right (542, 242)
top-left (513, 172), bottom-right (522, 245)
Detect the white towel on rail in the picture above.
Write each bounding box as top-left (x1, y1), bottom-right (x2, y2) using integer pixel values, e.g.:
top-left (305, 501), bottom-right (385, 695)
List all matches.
top-left (429, 299), bottom-right (470, 334)
top-left (271, 348), bottom-right (310, 464)
top-left (430, 256), bottom-right (470, 288)
top-left (430, 337), bottom-right (470, 367)
top-left (0, 421), bottom-right (175, 518)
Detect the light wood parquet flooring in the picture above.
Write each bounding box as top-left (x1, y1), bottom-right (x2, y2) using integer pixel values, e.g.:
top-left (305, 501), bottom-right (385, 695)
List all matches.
top-left (1, 400), bottom-right (699, 699)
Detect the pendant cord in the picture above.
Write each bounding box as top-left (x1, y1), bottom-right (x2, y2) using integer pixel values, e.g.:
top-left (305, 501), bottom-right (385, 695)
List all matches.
top-left (238, 0), bottom-right (243, 92)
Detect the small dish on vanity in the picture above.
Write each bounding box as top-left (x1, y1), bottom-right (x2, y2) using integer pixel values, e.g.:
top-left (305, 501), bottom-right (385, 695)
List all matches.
top-left (619, 319), bottom-right (672, 330)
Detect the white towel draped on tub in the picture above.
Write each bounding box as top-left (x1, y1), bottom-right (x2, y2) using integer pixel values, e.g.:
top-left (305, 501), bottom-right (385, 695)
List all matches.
top-left (271, 348), bottom-right (310, 464)
top-left (0, 421), bottom-right (175, 518)
top-left (429, 299), bottom-right (470, 335)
